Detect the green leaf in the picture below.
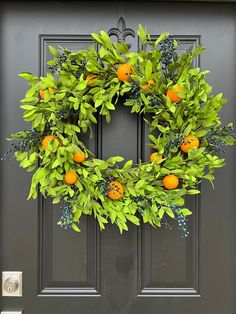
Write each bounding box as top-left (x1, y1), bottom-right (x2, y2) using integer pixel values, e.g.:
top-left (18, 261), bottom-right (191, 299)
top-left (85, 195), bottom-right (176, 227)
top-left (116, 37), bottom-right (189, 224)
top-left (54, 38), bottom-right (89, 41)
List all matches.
top-left (169, 104), bottom-right (176, 113)
top-left (107, 156), bottom-right (124, 164)
top-left (92, 159), bottom-right (106, 166)
top-left (15, 151), bottom-right (28, 161)
top-left (110, 211), bottom-right (117, 224)
top-left (76, 81), bottom-right (87, 90)
top-left (105, 102), bottom-right (115, 110)
top-left (21, 97), bottom-right (38, 104)
top-left (52, 197), bottom-right (61, 204)
top-left (100, 31), bottom-right (113, 49)
top-left (192, 45), bottom-right (205, 58)
top-left (165, 207), bottom-right (175, 218)
top-left (99, 46), bottom-right (107, 58)
top-left (155, 32), bottom-right (170, 46)
top-left (91, 33), bottom-right (103, 45)
top-left (72, 223), bottom-right (81, 232)
top-left (26, 87), bottom-right (37, 98)
top-left (117, 212), bottom-right (126, 222)
top-left (188, 147), bottom-right (198, 159)
top-left (184, 124), bottom-right (192, 135)
top-left (158, 207), bottom-right (165, 219)
top-left (145, 60), bottom-right (152, 78)
top-left (52, 159), bottom-right (60, 169)
top-left (127, 186), bottom-right (136, 197)
top-left (82, 168), bottom-right (89, 178)
top-left (137, 24), bottom-right (147, 43)
top-left (19, 72), bottom-right (37, 81)
top-left (157, 125), bottom-right (169, 133)
top-left (33, 113), bottom-right (42, 128)
top-left (126, 214), bottom-right (140, 225)
top-left (177, 114), bottom-right (183, 128)
top-left (186, 189), bottom-right (200, 195)
top-left (123, 160), bottom-right (133, 170)
top-left (179, 208), bottom-right (192, 216)
top-left (47, 59), bottom-right (58, 67)
top-left (48, 45), bottom-right (60, 57)
top-left (196, 129), bottom-right (207, 137)
top-left (113, 41), bottom-right (129, 54)
top-left (135, 179), bottom-right (145, 190)
top-left (20, 105), bottom-right (36, 110)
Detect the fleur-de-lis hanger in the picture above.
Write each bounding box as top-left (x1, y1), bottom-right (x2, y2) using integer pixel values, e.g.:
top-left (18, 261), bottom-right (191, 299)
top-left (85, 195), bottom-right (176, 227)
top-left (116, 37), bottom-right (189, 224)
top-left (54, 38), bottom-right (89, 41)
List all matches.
top-left (108, 16), bottom-right (135, 47)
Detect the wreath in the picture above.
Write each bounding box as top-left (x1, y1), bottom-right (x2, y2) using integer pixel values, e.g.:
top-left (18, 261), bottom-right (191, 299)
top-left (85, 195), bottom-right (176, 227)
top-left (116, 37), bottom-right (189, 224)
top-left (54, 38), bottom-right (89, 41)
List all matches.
top-left (4, 25), bottom-right (236, 236)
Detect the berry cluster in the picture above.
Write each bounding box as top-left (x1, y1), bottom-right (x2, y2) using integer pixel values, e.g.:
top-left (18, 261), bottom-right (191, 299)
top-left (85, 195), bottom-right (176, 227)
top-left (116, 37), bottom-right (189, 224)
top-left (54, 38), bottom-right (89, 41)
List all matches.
top-left (130, 195), bottom-right (146, 202)
top-left (125, 81), bottom-right (142, 105)
top-left (159, 36), bottom-right (178, 78)
top-left (58, 201), bottom-right (74, 230)
top-left (48, 53), bottom-right (67, 74)
top-left (163, 134), bottom-right (184, 157)
top-left (129, 81), bottom-right (140, 95)
top-left (97, 179), bottom-right (110, 195)
top-left (175, 212), bottom-right (190, 238)
top-left (1, 129), bottom-right (42, 161)
top-left (0, 143), bottom-right (19, 161)
top-left (170, 205), bottom-right (190, 238)
top-left (149, 95), bottom-right (162, 108)
top-left (131, 195), bottom-right (146, 213)
top-left (206, 125), bottom-right (236, 155)
top-left (49, 52), bottom-right (87, 77)
top-left (44, 121), bottom-right (55, 134)
top-left (207, 137), bottom-right (227, 155)
top-left (56, 107), bottom-right (69, 120)
top-left (71, 59), bottom-right (87, 78)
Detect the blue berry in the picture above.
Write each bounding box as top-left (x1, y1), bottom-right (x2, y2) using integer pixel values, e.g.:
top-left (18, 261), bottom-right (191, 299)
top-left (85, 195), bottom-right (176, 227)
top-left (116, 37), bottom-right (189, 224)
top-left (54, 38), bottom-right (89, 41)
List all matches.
top-left (59, 201), bottom-right (73, 229)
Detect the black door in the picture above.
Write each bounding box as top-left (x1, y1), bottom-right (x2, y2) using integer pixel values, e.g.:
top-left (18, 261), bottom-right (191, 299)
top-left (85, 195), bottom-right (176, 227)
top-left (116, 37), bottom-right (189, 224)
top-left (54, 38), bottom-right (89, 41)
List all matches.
top-left (1, 1), bottom-right (236, 313)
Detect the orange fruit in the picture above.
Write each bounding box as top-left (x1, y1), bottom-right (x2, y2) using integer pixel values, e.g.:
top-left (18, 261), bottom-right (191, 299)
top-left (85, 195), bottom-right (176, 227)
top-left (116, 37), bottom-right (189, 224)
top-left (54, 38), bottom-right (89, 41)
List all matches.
top-left (39, 88), bottom-right (55, 99)
top-left (167, 85), bottom-right (183, 103)
top-left (73, 151), bottom-right (86, 163)
top-left (86, 73), bottom-right (97, 86)
top-left (39, 90), bottom-right (46, 99)
top-left (149, 152), bottom-right (163, 163)
top-left (163, 175), bottom-right (179, 190)
top-left (49, 88), bottom-right (55, 94)
top-left (64, 172), bottom-right (78, 185)
top-left (107, 180), bottom-right (124, 201)
top-left (142, 79), bottom-right (155, 91)
top-left (180, 135), bottom-right (200, 153)
top-left (41, 135), bottom-right (61, 150)
top-left (116, 64), bottom-right (133, 82)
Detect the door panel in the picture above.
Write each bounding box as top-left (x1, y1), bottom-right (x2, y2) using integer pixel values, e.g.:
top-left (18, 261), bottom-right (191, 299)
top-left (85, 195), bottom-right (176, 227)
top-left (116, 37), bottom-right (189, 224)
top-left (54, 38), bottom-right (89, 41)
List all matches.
top-left (138, 197), bottom-right (199, 296)
top-left (39, 201), bottom-right (100, 296)
top-left (1, 2), bottom-right (236, 314)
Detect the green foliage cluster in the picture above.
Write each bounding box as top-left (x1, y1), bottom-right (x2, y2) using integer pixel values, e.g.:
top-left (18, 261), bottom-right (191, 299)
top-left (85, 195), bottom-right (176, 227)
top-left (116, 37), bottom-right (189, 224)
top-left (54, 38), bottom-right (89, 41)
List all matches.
top-left (8, 25), bottom-right (235, 234)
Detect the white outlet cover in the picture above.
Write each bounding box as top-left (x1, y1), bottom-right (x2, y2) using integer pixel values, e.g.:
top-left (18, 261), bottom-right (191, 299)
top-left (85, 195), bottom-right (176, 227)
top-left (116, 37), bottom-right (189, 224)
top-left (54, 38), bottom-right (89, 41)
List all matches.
top-left (2, 272), bottom-right (23, 297)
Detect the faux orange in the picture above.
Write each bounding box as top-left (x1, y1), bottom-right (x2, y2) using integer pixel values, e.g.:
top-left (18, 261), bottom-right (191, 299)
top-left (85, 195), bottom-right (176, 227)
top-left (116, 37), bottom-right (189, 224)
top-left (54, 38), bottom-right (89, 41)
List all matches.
top-left (166, 85), bottom-right (183, 103)
top-left (64, 172), bottom-right (78, 185)
top-left (107, 181), bottom-right (124, 201)
top-left (41, 135), bottom-right (61, 150)
top-left (116, 64), bottom-right (133, 82)
top-left (180, 135), bottom-right (200, 153)
top-left (141, 79), bottom-right (155, 93)
top-left (142, 79), bottom-right (155, 90)
top-left (163, 175), bottom-right (179, 190)
top-left (39, 88), bottom-right (55, 99)
top-left (86, 73), bottom-right (97, 86)
top-left (73, 151), bottom-right (86, 163)
top-left (149, 152), bottom-right (163, 163)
